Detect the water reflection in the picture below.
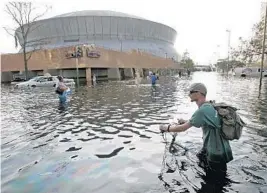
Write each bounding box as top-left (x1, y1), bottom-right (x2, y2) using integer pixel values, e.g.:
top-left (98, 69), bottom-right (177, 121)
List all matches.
top-left (1, 72), bottom-right (267, 193)
top-left (58, 102), bottom-right (68, 112)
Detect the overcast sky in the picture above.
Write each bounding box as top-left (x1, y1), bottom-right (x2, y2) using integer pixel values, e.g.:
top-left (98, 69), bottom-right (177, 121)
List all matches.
top-left (0, 0), bottom-right (263, 65)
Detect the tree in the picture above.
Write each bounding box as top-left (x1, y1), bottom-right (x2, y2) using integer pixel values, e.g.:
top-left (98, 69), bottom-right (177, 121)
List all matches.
top-left (180, 51), bottom-right (195, 68)
top-left (3, 2), bottom-right (51, 80)
top-left (215, 59), bottom-right (246, 71)
top-left (231, 16), bottom-right (267, 64)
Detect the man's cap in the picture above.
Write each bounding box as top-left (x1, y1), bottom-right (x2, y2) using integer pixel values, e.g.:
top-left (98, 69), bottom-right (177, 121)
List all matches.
top-left (189, 83), bottom-right (207, 95)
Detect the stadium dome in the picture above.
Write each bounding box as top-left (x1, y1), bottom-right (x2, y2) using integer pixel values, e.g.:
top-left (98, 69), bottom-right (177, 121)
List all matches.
top-left (15, 10), bottom-right (180, 60)
top-left (53, 10), bottom-right (145, 20)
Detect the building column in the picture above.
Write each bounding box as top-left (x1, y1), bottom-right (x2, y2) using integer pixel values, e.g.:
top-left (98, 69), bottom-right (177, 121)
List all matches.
top-left (43, 69), bottom-right (49, 76)
top-left (135, 68), bottom-right (141, 77)
top-left (124, 68), bottom-right (134, 78)
top-left (59, 69), bottom-right (63, 76)
top-left (1, 72), bottom-right (13, 83)
top-left (108, 68), bottom-right (121, 80)
top-left (86, 67), bottom-right (92, 86)
top-left (140, 68), bottom-right (144, 77)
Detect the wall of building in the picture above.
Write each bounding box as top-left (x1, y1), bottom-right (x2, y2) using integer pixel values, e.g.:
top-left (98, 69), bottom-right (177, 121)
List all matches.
top-left (1, 46), bottom-right (180, 72)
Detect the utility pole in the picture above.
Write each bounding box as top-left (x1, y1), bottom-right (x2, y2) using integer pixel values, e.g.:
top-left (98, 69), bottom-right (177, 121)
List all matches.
top-left (75, 45), bottom-right (80, 88)
top-left (226, 29), bottom-right (231, 76)
top-left (119, 35), bottom-right (123, 52)
top-left (259, 2), bottom-right (267, 92)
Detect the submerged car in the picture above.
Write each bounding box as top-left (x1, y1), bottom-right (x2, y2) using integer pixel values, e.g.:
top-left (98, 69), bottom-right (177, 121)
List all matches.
top-left (15, 76), bottom-right (75, 88)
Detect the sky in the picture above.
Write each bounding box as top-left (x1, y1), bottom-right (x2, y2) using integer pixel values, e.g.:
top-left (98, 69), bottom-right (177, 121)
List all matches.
top-left (0, 0), bottom-right (263, 65)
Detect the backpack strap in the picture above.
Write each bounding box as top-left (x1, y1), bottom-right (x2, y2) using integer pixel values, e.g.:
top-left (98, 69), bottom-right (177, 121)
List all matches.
top-left (205, 100), bottom-right (238, 111)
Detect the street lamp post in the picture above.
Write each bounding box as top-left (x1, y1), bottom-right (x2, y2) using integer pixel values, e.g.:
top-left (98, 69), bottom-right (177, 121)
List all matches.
top-left (259, 3), bottom-right (267, 92)
top-left (226, 29), bottom-right (231, 76)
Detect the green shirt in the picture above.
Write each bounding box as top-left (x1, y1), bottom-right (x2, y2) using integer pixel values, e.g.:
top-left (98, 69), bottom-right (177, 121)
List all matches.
top-left (189, 103), bottom-right (233, 163)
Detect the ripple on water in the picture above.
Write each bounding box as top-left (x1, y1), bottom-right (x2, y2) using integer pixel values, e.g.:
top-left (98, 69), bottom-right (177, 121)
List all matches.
top-left (1, 74), bottom-right (267, 193)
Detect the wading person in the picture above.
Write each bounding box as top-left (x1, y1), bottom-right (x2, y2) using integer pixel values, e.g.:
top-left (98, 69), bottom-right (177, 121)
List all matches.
top-left (55, 76), bottom-right (68, 94)
top-left (150, 72), bottom-right (158, 86)
top-left (159, 83), bottom-right (233, 177)
top-left (55, 76), bottom-right (69, 103)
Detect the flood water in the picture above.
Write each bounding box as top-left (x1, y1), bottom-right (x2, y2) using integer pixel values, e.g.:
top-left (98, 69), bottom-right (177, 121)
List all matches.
top-left (1, 72), bottom-right (267, 193)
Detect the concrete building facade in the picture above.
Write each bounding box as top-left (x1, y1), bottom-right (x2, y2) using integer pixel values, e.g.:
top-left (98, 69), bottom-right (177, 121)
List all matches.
top-left (1, 10), bottom-right (181, 83)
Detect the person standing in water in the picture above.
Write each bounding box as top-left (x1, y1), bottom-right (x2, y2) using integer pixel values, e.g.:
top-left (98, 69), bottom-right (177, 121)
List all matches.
top-left (55, 76), bottom-right (73, 105)
top-left (55, 76), bottom-right (68, 93)
top-left (159, 83), bottom-right (233, 178)
top-left (187, 69), bottom-right (191, 76)
top-left (150, 72), bottom-right (158, 86)
top-left (92, 73), bottom-right (97, 85)
top-left (178, 70), bottom-right (182, 77)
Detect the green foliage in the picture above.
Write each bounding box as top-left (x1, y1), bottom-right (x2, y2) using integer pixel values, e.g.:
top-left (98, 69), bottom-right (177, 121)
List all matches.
top-left (180, 51), bottom-right (195, 68)
top-left (215, 59), bottom-right (246, 70)
top-left (231, 16), bottom-right (266, 64)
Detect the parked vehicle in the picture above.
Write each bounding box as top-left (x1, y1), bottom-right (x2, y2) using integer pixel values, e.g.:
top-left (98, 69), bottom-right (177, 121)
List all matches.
top-left (15, 76), bottom-right (75, 88)
top-left (12, 74), bottom-right (26, 82)
top-left (234, 67), bottom-right (267, 77)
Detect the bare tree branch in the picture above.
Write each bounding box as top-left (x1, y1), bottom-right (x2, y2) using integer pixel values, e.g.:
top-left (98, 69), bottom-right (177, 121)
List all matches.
top-left (18, 2), bottom-right (24, 26)
top-left (11, 2), bottom-right (24, 29)
top-left (3, 27), bottom-right (15, 36)
top-left (20, 37), bottom-right (50, 52)
top-left (5, 4), bottom-right (22, 28)
top-left (24, 23), bottom-right (42, 39)
top-left (27, 3), bottom-right (33, 24)
top-left (26, 47), bottom-right (37, 61)
top-left (3, 26), bottom-right (19, 48)
top-left (4, 2), bottom-right (51, 80)
top-left (23, 4), bottom-right (28, 27)
top-left (25, 6), bottom-right (50, 38)
top-left (26, 37), bottom-right (50, 44)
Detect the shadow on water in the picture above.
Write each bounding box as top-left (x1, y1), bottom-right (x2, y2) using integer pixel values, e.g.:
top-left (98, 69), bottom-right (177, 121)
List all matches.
top-left (1, 73), bottom-right (267, 193)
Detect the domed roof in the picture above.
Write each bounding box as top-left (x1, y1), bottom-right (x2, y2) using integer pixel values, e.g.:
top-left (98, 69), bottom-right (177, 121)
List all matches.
top-left (53, 10), bottom-right (145, 20)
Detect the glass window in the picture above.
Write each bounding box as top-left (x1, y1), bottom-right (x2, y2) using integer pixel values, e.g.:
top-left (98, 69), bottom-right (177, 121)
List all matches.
top-left (38, 77), bottom-right (46, 82)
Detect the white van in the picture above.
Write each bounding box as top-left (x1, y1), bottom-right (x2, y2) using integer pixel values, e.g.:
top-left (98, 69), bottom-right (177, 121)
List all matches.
top-left (233, 67), bottom-right (267, 77)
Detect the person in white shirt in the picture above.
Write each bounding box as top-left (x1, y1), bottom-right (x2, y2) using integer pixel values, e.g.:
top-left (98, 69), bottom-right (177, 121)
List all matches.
top-left (55, 76), bottom-right (68, 95)
top-left (93, 74), bottom-right (97, 85)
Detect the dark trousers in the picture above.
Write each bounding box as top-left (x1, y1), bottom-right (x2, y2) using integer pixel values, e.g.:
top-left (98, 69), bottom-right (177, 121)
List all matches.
top-left (197, 148), bottom-right (227, 174)
top-left (196, 149), bottom-right (230, 193)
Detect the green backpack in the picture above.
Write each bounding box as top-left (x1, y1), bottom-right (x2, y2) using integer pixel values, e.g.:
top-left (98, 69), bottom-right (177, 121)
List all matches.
top-left (209, 101), bottom-right (246, 140)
